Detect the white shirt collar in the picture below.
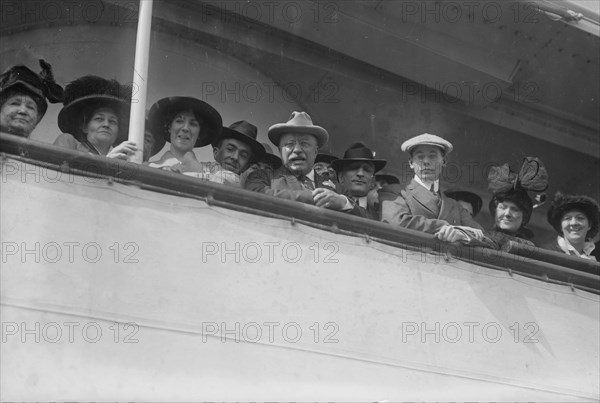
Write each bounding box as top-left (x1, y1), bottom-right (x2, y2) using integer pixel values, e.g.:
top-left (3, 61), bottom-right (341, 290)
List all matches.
top-left (306, 169), bottom-right (316, 183)
top-left (557, 236), bottom-right (597, 260)
top-left (414, 175), bottom-right (439, 193)
top-left (357, 196), bottom-right (368, 209)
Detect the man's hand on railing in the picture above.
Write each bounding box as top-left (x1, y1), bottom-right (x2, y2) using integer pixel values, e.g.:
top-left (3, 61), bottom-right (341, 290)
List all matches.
top-left (313, 188), bottom-right (348, 210)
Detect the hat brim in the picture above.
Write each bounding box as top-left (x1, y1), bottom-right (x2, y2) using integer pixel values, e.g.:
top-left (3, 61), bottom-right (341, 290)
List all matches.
top-left (375, 174), bottom-right (400, 185)
top-left (444, 190), bottom-right (483, 216)
top-left (57, 95), bottom-right (130, 144)
top-left (268, 124), bottom-right (329, 148)
top-left (315, 154), bottom-right (339, 164)
top-left (212, 127), bottom-right (266, 162)
top-left (331, 158), bottom-right (387, 173)
top-left (2, 80), bottom-right (48, 115)
top-left (148, 97), bottom-right (222, 148)
top-left (262, 154), bottom-right (282, 169)
top-left (404, 141), bottom-right (452, 154)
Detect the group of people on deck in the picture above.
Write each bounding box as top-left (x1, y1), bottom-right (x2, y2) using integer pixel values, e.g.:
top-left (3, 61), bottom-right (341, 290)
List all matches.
top-left (1, 61), bottom-right (599, 262)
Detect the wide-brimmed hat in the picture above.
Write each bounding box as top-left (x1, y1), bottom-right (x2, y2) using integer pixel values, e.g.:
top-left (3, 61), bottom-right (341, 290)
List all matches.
top-left (401, 133), bottom-right (453, 155)
top-left (260, 142), bottom-right (282, 169)
top-left (547, 192), bottom-right (600, 239)
top-left (57, 75), bottom-right (131, 143)
top-left (331, 142), bottom-right (386, 173)
top-left (148, 96), bottom-right (222, 147)
top-left (212, 120), bottom-right (265, 162)
top-left (315, 152), bottom-right (339, 165)
top-left (0, 60), bottom-right (63, 117)
top-left (375, 173), bottom-right (400, 185)
top-left (268, 111), bottom-right (329, 148)
top-left (445, 189), bottom-right (483, 217)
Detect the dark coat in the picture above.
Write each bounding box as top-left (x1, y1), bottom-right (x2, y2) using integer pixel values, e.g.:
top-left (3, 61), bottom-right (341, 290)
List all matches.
top-left (244, 167), bottom-right (365, 219)
top-left (379, 179), bottom-right (483, 233)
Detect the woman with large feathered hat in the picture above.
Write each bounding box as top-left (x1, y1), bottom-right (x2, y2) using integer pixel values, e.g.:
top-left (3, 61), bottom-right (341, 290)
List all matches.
top-left (487, 157), bottom-right (548, 250)
top-left (53, 75), bottom-right (136, 159)
top-left (0, 59), bottom-right (63, 137)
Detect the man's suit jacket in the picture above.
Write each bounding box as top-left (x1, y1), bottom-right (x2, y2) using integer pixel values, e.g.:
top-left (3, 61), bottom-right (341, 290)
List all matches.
top-left (379, 179), bottom-right (483, 233)
top-left (244, 166), bottom-right (330, 204)
top-left (244, 167), bottom-right (366, 218)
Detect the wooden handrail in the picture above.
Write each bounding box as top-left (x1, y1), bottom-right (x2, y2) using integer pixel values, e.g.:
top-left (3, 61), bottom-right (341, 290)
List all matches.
top-left (2, 132), bottom-right (599, 294)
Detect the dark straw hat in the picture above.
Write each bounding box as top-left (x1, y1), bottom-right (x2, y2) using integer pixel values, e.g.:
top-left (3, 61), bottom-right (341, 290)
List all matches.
top-left (0, 59), bottom-right (63, 117)
top-left (212, 120), bottom-right (265, 162)
top-left (57, 75), bottom-right (131, 143)
top-left (445, 189), bottom-right (483, 217)
top-left (148, 96), bottom-right (222, 148)
top-left (547, 192), bottom-right (600, 240)
top-left (331, 142), bottom-right (386, 173)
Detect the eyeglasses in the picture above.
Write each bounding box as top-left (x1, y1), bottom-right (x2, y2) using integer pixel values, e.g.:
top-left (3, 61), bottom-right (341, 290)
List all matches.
top-left (281, 140), bottom-right (316, 151)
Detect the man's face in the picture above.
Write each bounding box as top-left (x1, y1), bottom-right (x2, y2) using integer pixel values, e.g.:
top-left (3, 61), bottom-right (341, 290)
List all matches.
top-left (339, 161), bottom-right (375, 197)
top-left (143, 130), bottom-right (156, 162)
top-left (213, 138), bottom-right (252, 174)
top-left (409, 145), bottom-right (445, 182)
top-left (279, 133), bottom-right (318, 176)
top-left (0, 94), bottom-right (40, 137)
top-left (458, 200), bottom-right (474, 217)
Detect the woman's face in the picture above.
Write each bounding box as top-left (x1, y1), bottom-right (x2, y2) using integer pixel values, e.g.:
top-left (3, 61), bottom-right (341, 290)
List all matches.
top-left (561, 209), bottom-right (590, 244)
top-left (83, 107), bottom-right (119, 147)
top-left (168, 110), bottom-right (201, 154)
top-left (0, 94), bottom-right (40, 137)
top-left (495, 200), bottom-right (523, 234)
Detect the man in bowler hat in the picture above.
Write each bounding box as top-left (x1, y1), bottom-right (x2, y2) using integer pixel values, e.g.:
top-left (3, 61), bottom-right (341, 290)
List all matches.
top-left (332, 142), bottom-right (386, 220)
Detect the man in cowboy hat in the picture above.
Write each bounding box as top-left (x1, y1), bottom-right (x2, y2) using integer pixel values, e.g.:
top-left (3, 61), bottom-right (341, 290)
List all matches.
top-left (244, 111), bottom-right (352, 211)
top-left (0, 60), bottom-right (63, 137)
top-left (332, 142), bottom-right (386, 220)
top-left (379, 133), bottom-right (484, 243)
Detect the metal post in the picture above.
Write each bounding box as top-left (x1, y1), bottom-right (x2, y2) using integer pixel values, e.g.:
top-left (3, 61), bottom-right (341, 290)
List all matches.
top-left (128, 0), bottom-right (154, 164)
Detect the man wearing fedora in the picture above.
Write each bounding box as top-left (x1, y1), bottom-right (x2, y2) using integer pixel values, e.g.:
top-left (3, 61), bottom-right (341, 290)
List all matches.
top-left (244, 111), bottom-right (352, 211)
top-left (0, 60), bottom-right (63, 138)
top-left (332, 142), bottom-right (386, 220)
top-left (211, 120), bottom-right (265, 175)
top-left (178, 120), bottom-right (264, 185)
top-left (380, 133), bottom-right (485, 243)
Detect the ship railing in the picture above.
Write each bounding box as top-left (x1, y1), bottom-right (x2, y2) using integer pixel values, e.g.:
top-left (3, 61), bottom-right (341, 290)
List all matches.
top-left (1, 132), bottom-right (599, 294)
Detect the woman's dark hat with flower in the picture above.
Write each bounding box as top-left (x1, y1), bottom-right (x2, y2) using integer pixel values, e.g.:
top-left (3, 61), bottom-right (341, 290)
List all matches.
top-left (488, 157), bottom-right (549, 229)
top-left (57, 75), bottom-right (131, 144)
top-left (0, 59), bottom-right (63, 117)
top-left (547, 192), bottom-right (600, 240)
top-left (148, 96), bottom-right (222, 148)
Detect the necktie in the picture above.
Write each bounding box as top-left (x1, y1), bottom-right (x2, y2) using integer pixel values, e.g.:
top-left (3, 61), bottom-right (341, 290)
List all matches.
top-left (299, 175), bottom-right (315, 190)
top-left (429, 184), bottom-right (438, 196)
